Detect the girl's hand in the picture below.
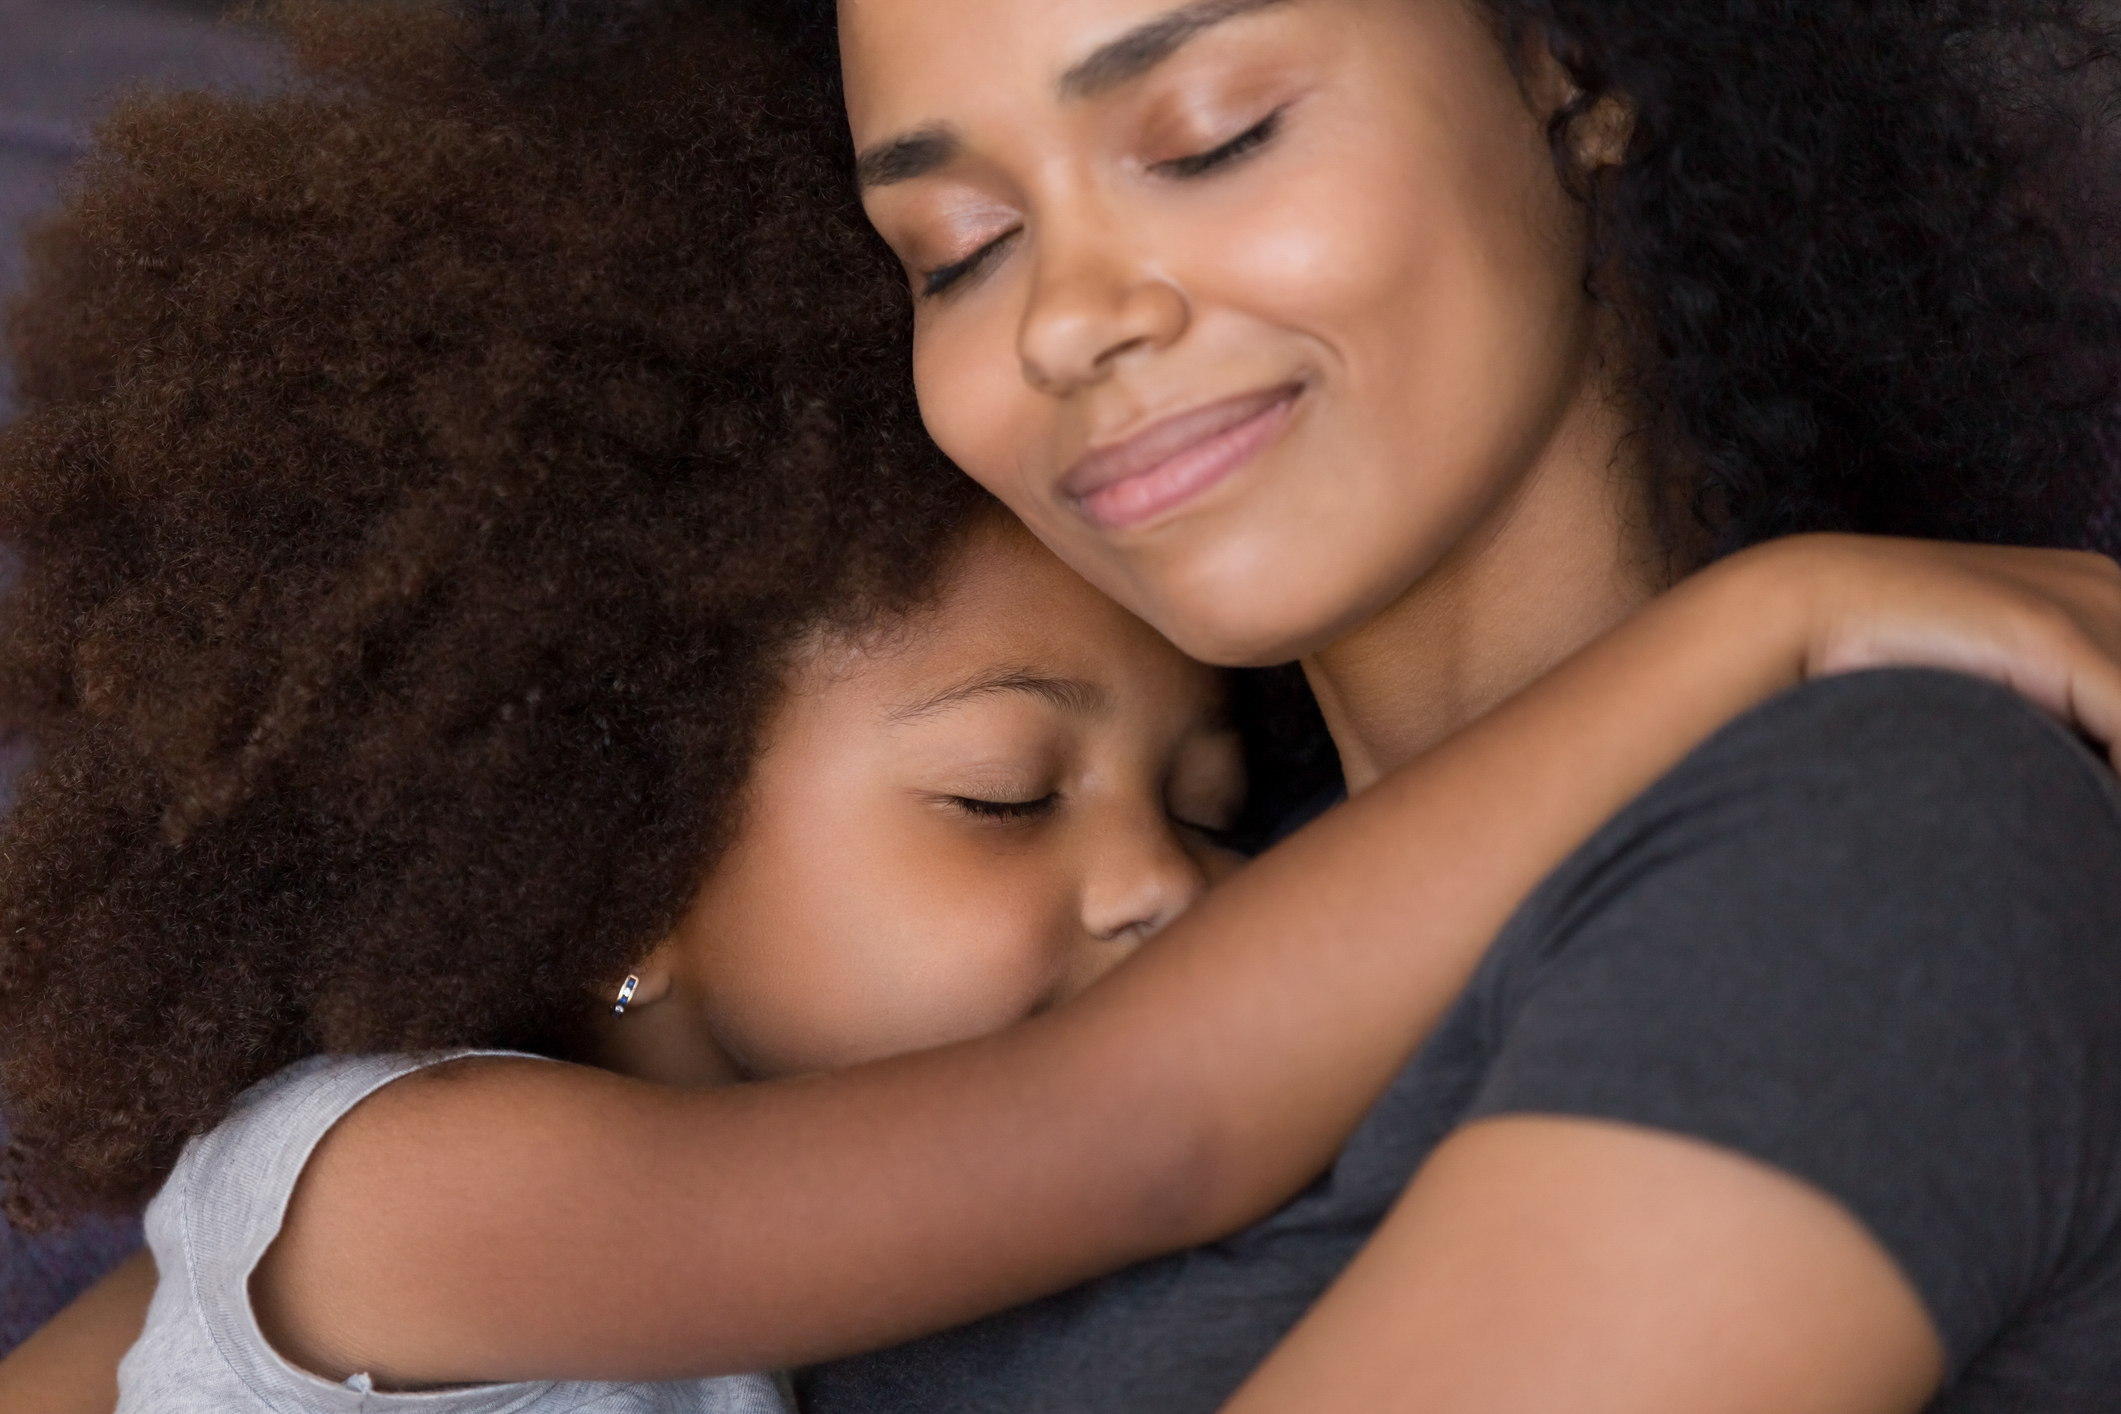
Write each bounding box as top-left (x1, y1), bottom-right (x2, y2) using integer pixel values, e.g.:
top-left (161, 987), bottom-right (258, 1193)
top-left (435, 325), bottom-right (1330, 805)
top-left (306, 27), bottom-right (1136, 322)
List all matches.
top-left (1719, 535), bottom-right (2121, 764)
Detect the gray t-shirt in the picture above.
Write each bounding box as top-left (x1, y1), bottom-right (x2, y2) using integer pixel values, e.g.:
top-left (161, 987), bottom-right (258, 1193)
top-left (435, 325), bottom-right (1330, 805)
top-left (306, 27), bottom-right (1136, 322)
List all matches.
top-left (119, 1051), bottom-right (790, 1414)
top-left (805, 669), bottom-right (2121, 1413)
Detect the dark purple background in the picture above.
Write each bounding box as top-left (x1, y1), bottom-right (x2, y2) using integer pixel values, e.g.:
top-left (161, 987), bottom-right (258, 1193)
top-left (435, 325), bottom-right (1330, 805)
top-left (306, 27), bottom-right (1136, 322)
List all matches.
top-left (0, 0), bottom-right (279, 1354)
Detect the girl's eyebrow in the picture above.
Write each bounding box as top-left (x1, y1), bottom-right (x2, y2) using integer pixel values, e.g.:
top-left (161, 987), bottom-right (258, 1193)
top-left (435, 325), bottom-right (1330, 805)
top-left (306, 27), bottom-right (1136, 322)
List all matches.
top-left (889, 669), bottom-right (1109, 724)
top-left (854, 0), bottom-right (1291, 189)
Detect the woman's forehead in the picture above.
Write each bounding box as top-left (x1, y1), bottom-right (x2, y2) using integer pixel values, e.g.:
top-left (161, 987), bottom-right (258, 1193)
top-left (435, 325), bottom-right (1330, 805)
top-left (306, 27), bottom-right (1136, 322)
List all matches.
top-left (839, 0), bottom-right (1302, 122)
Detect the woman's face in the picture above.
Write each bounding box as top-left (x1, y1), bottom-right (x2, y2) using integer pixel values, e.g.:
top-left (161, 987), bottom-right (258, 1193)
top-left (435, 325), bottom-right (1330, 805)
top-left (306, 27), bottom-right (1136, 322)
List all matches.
top-left (842, 0), bottom-right (1610, 666)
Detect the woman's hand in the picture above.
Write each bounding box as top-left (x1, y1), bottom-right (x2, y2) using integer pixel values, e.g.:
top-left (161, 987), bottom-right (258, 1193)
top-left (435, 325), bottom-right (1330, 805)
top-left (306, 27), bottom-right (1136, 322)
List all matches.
top-left (1725, 534), bottom-right (2121, 763)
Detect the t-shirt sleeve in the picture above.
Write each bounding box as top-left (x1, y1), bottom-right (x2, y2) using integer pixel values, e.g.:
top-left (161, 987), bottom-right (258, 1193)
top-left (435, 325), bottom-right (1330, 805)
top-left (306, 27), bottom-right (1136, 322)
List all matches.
top-left (1464, 669), bottom-right (2121, 1376)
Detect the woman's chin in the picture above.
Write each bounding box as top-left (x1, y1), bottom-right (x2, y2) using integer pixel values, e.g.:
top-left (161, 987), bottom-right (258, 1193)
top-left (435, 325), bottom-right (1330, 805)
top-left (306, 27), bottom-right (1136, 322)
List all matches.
top-left (1088, 531), bottom-right (1396, 667)
top-left (1141, 593), bottom-right (1353, 670)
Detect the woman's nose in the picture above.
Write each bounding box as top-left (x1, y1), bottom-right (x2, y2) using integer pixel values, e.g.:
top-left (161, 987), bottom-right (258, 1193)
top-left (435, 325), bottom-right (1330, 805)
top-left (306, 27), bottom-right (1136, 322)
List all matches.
top-left (1016, 223), bottom-right (1189, 396)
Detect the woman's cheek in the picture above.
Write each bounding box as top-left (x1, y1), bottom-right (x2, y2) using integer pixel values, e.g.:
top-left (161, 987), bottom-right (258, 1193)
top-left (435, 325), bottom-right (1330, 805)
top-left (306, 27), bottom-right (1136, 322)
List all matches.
top-left (915, 296), bottom-right (1040, 503)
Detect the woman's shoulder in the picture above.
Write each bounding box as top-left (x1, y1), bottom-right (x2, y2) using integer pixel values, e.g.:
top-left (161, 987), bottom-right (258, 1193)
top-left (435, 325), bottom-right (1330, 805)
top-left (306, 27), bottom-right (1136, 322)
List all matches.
top-left (1693, 664), bottom-right (2110, 787)
top-left (1566, 665), bottom-right (2121, 932)
top-left (1472, 668), bottom-right (2121, 1387)
top-left (1503, 665), bottom-right (2121, 1038)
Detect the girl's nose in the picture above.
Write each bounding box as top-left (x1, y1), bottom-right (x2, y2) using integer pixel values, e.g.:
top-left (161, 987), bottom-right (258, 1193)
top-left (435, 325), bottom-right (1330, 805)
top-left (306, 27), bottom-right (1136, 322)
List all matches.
top-left (1077, 813), bottom-right (1211, 947)
top-left (1037, 812), bottom-right (1215, 1014)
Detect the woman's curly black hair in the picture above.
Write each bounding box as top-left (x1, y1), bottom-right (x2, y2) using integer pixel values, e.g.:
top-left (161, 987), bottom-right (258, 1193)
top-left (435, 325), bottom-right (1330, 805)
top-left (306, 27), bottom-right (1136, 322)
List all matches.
top-left (1516, 0), bottom-right (2121, 560)
top-left (767, 0), bottom-right (2121, 561)
top-left (0, 0), bottom-right (991, 1224)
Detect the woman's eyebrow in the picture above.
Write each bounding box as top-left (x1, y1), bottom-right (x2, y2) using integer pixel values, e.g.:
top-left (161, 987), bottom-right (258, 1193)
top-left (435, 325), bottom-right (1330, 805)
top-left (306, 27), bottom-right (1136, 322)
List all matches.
top-left (1058, 0), bottom-right (1292, 101)
top-left (858, 127), bottom-right (958, 189)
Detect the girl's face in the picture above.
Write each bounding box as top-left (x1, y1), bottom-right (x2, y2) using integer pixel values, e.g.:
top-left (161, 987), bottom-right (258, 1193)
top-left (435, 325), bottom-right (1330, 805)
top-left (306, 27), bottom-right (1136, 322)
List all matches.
top-left (636, 518), bottom-right (1245, 1081)
top-left (841, 0), bottom-right (1612, 666)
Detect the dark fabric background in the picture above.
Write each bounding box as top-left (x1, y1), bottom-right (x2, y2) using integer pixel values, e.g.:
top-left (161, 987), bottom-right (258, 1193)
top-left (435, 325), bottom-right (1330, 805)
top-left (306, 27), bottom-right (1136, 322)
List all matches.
top-left (0, 0), bottom-right (278, 1356)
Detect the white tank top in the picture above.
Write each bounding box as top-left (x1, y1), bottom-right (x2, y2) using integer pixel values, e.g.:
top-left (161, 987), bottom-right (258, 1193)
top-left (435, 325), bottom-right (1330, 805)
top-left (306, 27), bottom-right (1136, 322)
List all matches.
top-left (118, 1051), bottom-right (790, 1414)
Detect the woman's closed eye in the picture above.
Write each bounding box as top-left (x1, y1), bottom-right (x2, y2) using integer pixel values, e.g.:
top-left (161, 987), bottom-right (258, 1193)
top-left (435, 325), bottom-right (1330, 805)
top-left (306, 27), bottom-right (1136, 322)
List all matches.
top-left (919, 109), bottom-right (1286, 299)
top-left (1149, 107), bottom-right (1285, 181)
top-left (923, 229), bottom-right (1021, 299)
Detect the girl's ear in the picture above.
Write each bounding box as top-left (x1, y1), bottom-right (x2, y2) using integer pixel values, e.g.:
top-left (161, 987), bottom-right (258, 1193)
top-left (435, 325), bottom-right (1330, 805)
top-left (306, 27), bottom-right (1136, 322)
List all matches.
top-left (615, 941), bottom-right (680, 1012)
top-left (587, 938), bottom-right (745, 1087)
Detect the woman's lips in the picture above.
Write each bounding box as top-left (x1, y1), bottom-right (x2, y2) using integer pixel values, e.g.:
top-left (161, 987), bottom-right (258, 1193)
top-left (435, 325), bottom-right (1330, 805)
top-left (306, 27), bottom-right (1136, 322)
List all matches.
top-left (1062, 384), bottom-right (1302, 530)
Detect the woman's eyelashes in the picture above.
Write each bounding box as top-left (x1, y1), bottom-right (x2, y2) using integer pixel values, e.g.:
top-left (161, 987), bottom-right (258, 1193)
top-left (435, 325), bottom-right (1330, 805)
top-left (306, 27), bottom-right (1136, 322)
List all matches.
top-left (1149, 107), bottom-right (1285, 180)
top-left (918, 108), bottom-right (1287, 299)
top-left (923, 229), bottom-right (1019, 299)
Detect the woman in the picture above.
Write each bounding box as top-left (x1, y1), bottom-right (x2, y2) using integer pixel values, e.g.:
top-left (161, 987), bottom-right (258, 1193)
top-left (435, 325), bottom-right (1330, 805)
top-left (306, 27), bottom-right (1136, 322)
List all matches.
top-left (792, 0), bottom-right (2121, 1410)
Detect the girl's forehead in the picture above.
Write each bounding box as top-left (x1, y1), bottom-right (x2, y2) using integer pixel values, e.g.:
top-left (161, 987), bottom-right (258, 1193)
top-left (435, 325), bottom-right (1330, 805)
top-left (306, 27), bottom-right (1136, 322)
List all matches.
top-left (787, 519), bottom-right (1219, 722)
top-left (888, 520), bottom-right (1171, 682)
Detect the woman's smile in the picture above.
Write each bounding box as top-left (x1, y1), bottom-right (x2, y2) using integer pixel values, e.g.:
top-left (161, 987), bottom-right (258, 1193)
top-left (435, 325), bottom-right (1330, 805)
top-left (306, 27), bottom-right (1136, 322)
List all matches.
top-left (1063, 380), bottom-right (1305, 529)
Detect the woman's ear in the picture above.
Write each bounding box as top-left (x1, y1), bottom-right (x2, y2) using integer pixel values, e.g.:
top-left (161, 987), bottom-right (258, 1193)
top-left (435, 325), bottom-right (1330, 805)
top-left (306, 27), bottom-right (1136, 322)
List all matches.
top-left (1570, 95), bottom-right (1634, 171)
top-left (1519, 29), bottom-right (1634, 173)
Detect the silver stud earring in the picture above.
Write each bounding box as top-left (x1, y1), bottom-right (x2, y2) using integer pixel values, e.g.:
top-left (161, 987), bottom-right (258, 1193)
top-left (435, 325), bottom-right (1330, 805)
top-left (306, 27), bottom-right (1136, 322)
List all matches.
top-left (612, 975), bottom-right (640, 1017)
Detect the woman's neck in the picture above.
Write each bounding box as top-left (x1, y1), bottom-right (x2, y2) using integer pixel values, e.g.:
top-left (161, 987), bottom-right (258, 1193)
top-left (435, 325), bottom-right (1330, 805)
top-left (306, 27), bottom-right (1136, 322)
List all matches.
top-left (1303, 388), bottom-right (1665, 794)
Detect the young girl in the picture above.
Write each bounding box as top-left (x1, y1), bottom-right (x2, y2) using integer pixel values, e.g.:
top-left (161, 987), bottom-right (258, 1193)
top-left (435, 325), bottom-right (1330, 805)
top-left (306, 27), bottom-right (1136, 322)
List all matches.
top-left (3, 3), bottom-right (2121, 1411)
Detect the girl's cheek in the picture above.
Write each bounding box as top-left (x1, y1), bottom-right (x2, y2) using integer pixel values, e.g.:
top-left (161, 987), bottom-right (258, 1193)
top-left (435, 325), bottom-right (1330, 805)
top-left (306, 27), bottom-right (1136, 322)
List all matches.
top-left (912, 855), bottom-right (1079, 1029)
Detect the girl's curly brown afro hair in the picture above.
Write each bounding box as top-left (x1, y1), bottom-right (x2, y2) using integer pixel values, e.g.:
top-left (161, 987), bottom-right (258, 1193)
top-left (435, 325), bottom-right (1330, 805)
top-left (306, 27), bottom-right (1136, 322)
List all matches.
top-left (0, 0), bottom-right (995, 1225)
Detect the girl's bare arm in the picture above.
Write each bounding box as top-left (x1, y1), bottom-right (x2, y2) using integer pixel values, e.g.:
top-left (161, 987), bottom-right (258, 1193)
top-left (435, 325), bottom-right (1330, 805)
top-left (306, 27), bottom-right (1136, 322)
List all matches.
top-left (218, 538), bottom-right (2121, 1387)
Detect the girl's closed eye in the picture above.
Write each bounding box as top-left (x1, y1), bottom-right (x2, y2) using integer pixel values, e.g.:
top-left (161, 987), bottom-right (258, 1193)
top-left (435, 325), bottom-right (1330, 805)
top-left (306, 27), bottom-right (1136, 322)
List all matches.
top-left (948, 792), bottom-right (1061, 823)
top-left (1172, 814), bottom-right (1242, 851)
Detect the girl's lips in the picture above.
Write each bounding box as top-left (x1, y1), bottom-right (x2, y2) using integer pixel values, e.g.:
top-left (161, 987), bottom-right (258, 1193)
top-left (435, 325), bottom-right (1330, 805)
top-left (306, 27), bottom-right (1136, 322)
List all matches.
top-left (1062, 385), bottom-right (1302, 530)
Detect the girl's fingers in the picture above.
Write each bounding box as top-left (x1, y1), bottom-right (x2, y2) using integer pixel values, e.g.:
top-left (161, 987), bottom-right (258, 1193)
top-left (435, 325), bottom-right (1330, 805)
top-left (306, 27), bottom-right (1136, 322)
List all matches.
top-left (1793, 539), bottom-right (2121, 762)
top-left (1974, 549), bottom-right (2121, 762)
